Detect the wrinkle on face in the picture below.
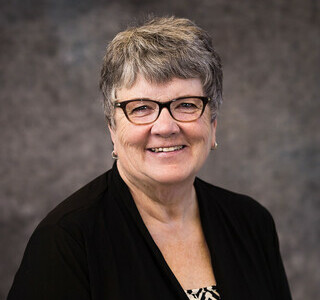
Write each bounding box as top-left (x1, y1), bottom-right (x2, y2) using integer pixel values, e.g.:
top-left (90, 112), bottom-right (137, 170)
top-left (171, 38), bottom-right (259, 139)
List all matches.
top-left (109, 76), bottom-right (217, 192)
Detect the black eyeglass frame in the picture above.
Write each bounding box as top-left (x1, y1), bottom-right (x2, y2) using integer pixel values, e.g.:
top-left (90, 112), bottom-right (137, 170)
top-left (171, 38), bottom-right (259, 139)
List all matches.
top-left (113, 96), bottom-right (211, 125)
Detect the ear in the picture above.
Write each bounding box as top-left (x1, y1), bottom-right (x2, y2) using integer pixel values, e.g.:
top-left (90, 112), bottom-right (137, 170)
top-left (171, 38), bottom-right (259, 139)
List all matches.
top-left (210, 119), bottom-right (217, 149)
top-left (108, 123), bottom-right (117, 151)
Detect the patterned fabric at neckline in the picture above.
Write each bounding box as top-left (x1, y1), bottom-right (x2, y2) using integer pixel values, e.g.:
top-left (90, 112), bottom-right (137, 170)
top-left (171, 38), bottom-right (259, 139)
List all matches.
top-left (185, 285), bottom-right (221, 299)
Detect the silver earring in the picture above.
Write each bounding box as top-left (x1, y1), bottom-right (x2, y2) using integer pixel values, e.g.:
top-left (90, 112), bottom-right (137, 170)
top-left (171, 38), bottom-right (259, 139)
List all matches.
top-left (111, 151), bottom-right (118, 160)
top-left (211, 142), bottom-right (218, 150)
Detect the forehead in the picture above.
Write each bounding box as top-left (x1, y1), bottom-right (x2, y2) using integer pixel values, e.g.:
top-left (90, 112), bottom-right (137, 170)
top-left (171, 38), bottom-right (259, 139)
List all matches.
top-left (116, 75), bottom-right (204, 101)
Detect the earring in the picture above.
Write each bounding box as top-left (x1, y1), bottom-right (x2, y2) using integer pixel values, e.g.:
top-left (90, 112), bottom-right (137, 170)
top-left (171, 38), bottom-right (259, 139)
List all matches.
top-left (111, 151), bottom-right (118, 160)
top-left (211, 142), bottom-right (218, 150)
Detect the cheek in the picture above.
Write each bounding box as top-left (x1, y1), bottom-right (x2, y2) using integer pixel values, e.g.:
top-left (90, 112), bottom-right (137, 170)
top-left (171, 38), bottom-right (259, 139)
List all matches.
top-left (112, 114), bottom-right (131, 147)
top-left (116, 127), bottom-right (132, 151)
top-left (115, 123), bottom-right (149, 152)
top-left (188, 116), bottom-right (213, 143)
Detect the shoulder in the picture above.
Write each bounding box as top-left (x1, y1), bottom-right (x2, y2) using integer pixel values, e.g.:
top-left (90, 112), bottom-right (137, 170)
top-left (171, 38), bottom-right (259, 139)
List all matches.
top-left (33, 170), bottom-right (111, 240)
top-left (195, 177), bottom-right (275, 229)
top-left (10, 171), bottom-right (112, 285)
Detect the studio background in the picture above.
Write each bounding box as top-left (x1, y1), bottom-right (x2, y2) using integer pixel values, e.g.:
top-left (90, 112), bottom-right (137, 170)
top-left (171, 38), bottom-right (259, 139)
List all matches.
top-left (1, 0), bottom-right (319, 299)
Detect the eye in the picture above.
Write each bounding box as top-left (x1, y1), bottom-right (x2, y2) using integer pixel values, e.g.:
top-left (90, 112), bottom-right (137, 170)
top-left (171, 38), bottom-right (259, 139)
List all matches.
top-left (174, 101), bottom-right (200, 113)
top-left (128, 103), bottom-right (156, 116)
top-left (132, 105), bottom-right (149, 112)
top-left (178, 102), bottom-right (198, 109)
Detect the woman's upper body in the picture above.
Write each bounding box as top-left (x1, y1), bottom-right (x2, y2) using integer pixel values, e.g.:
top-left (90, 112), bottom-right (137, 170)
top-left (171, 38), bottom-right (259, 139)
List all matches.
top-left (102, 16), bottom-right (222, 292)
top-left (8, 163), bottom-right (292, 300)
top-left (112, 74), bottom-right (217, 291)
top-left (8, 16), bottom-right (292, 299)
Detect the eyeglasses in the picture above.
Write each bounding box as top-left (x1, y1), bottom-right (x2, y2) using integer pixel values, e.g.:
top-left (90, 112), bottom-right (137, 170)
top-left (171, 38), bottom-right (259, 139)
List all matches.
top-left (114, 96), bottom-right (211, 125)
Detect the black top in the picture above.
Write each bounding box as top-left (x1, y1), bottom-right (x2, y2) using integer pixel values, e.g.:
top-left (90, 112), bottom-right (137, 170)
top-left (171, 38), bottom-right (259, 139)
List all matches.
top-left (8, 163), bottom-right (292, 300)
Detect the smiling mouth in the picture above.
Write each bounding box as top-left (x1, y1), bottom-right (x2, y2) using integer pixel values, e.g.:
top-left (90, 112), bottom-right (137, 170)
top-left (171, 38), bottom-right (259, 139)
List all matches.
top-left (149, 145), bottom-right (185, 153)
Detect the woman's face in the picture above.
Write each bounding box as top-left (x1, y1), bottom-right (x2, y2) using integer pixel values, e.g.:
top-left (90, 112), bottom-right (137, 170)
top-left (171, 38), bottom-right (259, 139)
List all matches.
top-left (109, 75), bottom-right (217, 187)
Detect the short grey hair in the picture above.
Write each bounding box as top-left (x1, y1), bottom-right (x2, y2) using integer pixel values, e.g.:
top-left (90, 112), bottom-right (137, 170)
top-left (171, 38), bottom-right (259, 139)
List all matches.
top-left (100, 16), bottom-right (223, 127)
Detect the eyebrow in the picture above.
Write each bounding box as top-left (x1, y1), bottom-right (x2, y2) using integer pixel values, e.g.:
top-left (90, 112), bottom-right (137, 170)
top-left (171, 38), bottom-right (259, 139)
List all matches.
top-left (115, 95), bottom-right (204, 102)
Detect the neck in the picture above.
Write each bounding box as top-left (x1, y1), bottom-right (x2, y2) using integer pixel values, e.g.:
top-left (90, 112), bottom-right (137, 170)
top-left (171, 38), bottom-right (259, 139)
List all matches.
top-left (117, 164), bottom-right (198, 226)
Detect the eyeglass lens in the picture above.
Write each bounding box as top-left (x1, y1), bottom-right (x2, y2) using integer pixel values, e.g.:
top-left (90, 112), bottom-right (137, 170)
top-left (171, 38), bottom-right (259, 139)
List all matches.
top-left (125, 98), bottom-right (204, 124)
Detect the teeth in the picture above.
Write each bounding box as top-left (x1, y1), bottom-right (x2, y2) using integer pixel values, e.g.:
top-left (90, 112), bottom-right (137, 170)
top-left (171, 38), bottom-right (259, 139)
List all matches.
top-left (151, 146), bottom-right (184, 153)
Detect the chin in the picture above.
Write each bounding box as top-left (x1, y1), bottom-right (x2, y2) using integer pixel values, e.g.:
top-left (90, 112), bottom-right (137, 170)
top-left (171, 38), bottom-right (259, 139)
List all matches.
top-left (145, 167), bottom-right (197, 186)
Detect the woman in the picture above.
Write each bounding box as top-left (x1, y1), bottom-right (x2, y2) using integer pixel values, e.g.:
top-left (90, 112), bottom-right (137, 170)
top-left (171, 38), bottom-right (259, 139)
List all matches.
top-left (8, 17), bottom-right (292, 300)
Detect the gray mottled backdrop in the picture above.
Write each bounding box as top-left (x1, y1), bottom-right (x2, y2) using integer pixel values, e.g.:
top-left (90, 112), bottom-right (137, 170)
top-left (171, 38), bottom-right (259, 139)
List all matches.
top-left (1, 0), bottom-right (319, 299)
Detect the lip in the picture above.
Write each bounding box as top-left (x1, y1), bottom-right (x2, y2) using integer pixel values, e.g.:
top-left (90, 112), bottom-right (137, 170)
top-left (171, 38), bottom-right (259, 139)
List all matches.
top-left (149, 145), bottom-right (185, 153)
top-left (146, 145), bottom-right (187, 157)
top-left (147, 145), bottom-right (186, 152)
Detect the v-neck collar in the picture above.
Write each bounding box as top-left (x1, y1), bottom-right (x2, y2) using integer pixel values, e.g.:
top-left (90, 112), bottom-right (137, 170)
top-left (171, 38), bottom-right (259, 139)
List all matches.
top-left (107, 162), bottom-right (223, 300)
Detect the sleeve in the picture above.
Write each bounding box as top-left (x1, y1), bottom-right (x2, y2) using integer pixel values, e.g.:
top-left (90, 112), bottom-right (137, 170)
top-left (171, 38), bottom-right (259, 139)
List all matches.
top-left (7, 224), bottom-right (91, 300)
top-left (262, 212), bottom-right (292, 300)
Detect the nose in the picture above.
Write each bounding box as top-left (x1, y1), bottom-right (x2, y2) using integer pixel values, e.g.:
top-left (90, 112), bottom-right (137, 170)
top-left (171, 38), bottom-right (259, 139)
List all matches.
top-left (150, 107), bottom-right (180, 137)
